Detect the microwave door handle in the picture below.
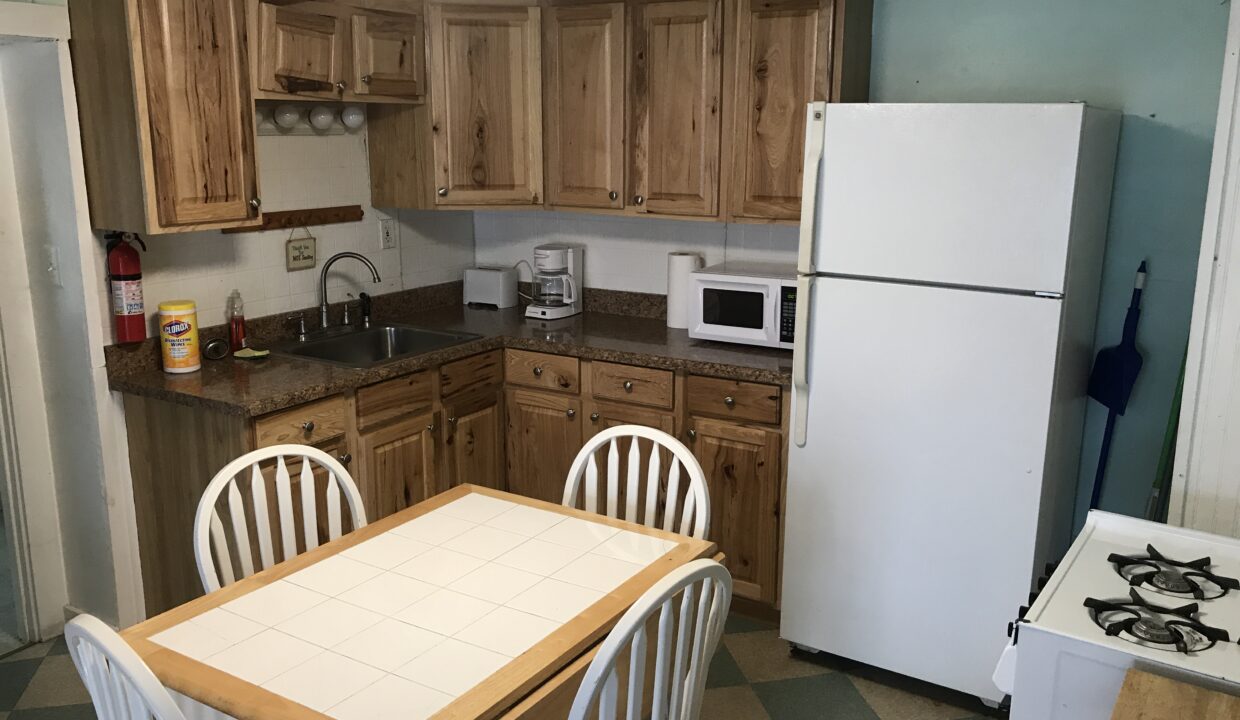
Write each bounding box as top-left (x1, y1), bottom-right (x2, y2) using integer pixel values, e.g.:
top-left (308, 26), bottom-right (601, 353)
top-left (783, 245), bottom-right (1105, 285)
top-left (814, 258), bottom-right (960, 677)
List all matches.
top-left (793, 275), bottom-right (814, 447)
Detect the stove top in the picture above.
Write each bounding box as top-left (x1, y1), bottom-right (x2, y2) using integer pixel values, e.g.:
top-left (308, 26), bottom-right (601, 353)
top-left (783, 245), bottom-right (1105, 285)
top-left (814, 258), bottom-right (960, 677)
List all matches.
top-left (1024, 512), bottom-right (1240, 680)
top-left (1084, 588), bottom-right (1231, 654)
top-left (1108, 544), bottom-right (1240, 601)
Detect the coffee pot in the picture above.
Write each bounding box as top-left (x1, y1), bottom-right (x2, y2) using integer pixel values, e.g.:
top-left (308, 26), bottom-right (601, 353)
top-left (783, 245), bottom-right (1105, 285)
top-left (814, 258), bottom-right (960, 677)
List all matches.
top-left (525, 244), bottom-right (583, 320)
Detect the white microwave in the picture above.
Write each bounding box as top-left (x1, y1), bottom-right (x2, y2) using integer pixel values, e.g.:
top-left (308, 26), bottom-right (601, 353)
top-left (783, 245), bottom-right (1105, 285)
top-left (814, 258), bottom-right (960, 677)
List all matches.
top-left (688, 262), bottom-right (797, 349)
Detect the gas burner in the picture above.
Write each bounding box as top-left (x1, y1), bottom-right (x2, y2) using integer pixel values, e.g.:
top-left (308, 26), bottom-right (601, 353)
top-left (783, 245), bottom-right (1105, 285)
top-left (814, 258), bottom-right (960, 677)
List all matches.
top-left (1084, 588), bottom-right (1230, 654)
top-left (1109, 544), bottom-right (1240, 600)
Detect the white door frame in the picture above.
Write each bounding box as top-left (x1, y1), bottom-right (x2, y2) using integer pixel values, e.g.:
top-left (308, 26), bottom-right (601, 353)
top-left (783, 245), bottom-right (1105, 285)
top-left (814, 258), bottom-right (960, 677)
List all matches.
top-left (1171, 0), bottom-right (1240, 537)
top-left (0, 3), bottom-right (74, 640)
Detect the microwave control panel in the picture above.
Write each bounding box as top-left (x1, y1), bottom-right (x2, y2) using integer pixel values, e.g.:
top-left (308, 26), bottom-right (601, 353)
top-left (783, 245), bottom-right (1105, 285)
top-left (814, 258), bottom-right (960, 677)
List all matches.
top-left (779, 285), bottom-right (797, 344)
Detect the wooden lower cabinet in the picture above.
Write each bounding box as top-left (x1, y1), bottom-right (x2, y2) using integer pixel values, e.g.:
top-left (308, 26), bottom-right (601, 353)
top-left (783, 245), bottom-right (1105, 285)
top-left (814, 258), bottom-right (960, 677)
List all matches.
top-left (687, 416), bottom-right (782, 604)
top-left (443, 390), bottom-right (505, 491)
top-left (356, 412), bottom-right (437, 521)
top-left (506, 389), bottom-right (582, 504)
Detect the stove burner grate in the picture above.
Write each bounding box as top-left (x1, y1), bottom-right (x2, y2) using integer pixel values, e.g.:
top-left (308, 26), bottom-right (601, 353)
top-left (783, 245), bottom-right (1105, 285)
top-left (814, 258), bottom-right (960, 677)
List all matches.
top-left (1084, 588), bottom-right (1230, 654)
top-left (1108, 544), bottom-right (1240, 600)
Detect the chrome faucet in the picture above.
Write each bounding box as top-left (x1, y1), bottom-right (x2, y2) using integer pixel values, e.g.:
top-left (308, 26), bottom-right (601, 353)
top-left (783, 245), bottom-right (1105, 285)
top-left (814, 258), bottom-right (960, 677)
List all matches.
top-left (320, 252), bottom-right (381, 329)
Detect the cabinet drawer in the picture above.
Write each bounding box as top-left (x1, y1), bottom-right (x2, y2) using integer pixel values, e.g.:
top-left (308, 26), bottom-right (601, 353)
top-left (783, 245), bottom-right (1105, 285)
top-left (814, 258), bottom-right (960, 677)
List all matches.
top-left (356, 371), bottom-right (433, 430)
top-left (686, 376), bottom-right (781, 425)
top-left (441, 350), bottom-right (503, 399)
top-left (591, 361), bottom-right (673, 409)
top-left (254, 396), bottom-right (347, 447)
top-left (505, 350), bottom-right (580, 393)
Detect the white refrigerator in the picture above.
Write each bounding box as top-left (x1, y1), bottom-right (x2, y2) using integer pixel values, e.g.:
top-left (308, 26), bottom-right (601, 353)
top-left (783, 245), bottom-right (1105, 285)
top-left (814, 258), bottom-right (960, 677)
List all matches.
top-left (780, 103), bottom-right (1120, 703)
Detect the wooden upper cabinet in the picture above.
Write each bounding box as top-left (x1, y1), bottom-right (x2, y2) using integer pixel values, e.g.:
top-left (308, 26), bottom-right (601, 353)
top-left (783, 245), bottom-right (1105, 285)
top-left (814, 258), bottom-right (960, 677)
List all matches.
top-left (544, 4), bottom-right (625, 210)
top-left (628, 0), bottom-right (723, 217)
top-left (725, 0), bottom-right (871, 221)
top-left (427, 4), bottom-right (544, 206)
top-left (351, 13), bottom-right (426, 100)
top-left (69, 0), bottom-right (261, 233)
top-left (257, 4), bottom-right (347, 98)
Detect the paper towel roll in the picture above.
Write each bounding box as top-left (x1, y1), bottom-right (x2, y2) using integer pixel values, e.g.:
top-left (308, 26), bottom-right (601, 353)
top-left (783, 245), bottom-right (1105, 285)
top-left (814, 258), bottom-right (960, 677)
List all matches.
top-left (667, 252), bottom-right (703, 329)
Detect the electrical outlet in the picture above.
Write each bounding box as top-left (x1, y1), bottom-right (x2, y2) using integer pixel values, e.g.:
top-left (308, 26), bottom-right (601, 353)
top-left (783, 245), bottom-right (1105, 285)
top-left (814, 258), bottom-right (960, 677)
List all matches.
top-left (286, 236), bottom-right (317, 271)
top-left (379, 218), bottom-right (396, 250)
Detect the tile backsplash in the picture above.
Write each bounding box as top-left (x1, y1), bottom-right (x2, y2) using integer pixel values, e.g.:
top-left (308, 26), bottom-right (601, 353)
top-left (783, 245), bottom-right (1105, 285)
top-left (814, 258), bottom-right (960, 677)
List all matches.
top-left (135, 132), bottom-right (473, 330)
top-left (132, 131), bottom-right (796, 334)
top-left (473, 210), bottom-right (797, 294)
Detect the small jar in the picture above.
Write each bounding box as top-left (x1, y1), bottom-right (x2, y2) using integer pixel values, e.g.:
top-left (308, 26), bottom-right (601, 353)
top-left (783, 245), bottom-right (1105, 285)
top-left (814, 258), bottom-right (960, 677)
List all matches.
top-left (159, 300), bottom-right (200, 373)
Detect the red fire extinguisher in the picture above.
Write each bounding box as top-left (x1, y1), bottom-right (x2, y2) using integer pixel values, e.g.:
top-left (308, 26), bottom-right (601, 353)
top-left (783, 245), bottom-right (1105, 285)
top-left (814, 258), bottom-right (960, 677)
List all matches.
top-left (106, 232), bottom-right (148, 344)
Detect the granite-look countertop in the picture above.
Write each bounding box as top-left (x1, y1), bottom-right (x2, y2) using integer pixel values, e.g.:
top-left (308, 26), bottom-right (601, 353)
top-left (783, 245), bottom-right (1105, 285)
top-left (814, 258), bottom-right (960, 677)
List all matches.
top-left (108, 305), bottom-right (793, 418)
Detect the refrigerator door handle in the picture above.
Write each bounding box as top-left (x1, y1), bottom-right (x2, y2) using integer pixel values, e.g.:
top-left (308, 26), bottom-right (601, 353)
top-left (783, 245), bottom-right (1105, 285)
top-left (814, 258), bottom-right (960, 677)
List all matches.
top-left (793, 274), bottom-right (814, 447)
top-left (797, 102), bottom-right (827, 276)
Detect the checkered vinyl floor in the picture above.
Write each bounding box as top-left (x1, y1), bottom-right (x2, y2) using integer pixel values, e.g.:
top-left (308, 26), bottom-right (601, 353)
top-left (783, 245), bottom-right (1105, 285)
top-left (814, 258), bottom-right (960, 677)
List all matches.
top-left (0, 613), bottom-right (1003, 719)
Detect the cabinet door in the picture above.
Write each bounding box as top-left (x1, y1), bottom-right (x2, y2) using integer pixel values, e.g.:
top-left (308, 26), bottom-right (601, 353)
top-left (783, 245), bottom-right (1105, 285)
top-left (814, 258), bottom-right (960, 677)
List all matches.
top-left (357, 413), bottom-right (437, 521)
top-left (137, 0), bottom-right (260, 226)
top-left (628, 0), bottom-right (723, 217)
top-left (351, 13), bottom-right (425, 100)
top-left (544, 4), bottom-right (625, 209)
top-left (427, 5), bottom-right (543, 205)
top-left (727, 0), bottom-right (830, 220)
top-left (506, 389), bottom-right (582, 504)
top-left (688, 417), bottom-right (781, 603)
top-left (257, 3), bottom-right (347, 98)
top-left (444, 391), bottom-right (505, 491)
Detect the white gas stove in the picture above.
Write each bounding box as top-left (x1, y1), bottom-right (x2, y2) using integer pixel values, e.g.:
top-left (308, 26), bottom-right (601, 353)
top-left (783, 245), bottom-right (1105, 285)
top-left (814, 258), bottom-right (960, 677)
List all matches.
top-left (996, 511), bottom-right (1240, 718)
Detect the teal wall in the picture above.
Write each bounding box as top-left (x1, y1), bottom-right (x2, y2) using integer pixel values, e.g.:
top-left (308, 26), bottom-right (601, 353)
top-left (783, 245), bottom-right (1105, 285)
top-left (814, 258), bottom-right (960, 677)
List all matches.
top-left (869, 1), bottom-right (1229, 530)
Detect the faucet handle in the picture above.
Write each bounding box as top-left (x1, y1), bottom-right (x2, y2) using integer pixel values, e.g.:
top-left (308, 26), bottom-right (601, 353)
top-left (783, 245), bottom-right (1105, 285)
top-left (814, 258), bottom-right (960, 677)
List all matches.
top-left (286, 313), bottom-right (308, 341)
top-left (343, 293), bottom-right (355, 326)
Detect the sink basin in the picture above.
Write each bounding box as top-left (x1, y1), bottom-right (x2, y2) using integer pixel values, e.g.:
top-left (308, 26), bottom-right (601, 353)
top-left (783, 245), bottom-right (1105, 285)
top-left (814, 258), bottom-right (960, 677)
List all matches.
top-left (273, 324), bottom-right (481, 368)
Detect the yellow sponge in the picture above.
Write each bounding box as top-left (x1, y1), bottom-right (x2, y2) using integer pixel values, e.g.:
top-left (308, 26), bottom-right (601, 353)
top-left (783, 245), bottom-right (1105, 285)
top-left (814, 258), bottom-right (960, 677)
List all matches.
top-left (234, 348), bottom-right (269, 360)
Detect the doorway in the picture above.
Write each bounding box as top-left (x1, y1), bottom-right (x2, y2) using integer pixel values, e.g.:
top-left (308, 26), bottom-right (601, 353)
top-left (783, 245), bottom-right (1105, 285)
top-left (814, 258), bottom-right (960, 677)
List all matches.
top-left (0, 497), bottom-right (19, 654)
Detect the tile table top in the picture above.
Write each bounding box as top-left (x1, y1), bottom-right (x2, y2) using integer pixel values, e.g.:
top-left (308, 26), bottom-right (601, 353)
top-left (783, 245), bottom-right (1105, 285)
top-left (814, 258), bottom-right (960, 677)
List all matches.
top-left (123, 486), bottom-right (715, 720)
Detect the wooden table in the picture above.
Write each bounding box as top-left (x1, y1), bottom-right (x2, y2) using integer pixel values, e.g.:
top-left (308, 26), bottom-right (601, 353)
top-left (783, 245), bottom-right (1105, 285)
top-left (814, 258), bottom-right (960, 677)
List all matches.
top-left (1110, 669), bottom-right (1240, 720)
top-left (122, 485), bottom-right (715, 720)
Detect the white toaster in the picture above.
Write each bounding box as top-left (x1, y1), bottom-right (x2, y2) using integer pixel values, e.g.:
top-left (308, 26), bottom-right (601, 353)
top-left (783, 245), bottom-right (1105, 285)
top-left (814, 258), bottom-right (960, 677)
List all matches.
top-left (464, 266), bottom-right (518, 308)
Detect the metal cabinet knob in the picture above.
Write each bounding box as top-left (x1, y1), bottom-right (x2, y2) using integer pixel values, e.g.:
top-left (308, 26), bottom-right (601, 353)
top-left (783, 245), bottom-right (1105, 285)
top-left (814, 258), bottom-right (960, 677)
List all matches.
top-left (338, 452), bottom-right (352, 464)
top-left (687, 428), bottom-right (697, 440)
top-left (590, 412), bottom-right (600, 422)
top-left (634, 194), bottom-right (645, 205)
top-left (427, 423), bottom-right (435, 432)
top-left (301, 421), bottom-right (316, 432)
top-left (609, 191), bottom-right (618, 201)
top-left (623, 380), bottom-right (634, 393)
top-left (566, 409), bottom-right (576, 418)
top-left (723, 396), bottom-right (736, 408)
top-left (437, 187), bottom-right (448, 197)
top-left (533, 366), bottom-right (543, 377)
top-left (249, 197), bottom-right (261, 210)
top-left (335, 81), bottom-right (346, 92)
top-left (362, 74), bottom-right (372, 84)
top-left (447, 416), bottom-right (457, 424)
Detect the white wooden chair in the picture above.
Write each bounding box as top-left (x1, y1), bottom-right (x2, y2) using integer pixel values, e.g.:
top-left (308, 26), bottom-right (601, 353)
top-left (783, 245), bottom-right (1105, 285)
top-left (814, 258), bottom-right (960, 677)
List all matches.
top-left (194, 444), bottom-right (367, 593)
top-left (65, 614), bottom-right (186, 720)
top-left (569, 559), bottom-right (732, 720)
top-left (562, 425), bottom-right (710, 539)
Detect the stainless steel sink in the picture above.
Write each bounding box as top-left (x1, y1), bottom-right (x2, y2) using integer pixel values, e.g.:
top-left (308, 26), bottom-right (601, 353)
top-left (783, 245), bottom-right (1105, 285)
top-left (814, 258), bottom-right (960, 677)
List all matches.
top-left (272, 324), bottom-right (481, 368)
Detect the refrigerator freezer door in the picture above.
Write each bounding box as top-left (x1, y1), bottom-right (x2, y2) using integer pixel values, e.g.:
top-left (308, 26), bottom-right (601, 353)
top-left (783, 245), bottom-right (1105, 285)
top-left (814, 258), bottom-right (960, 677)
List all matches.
top-left (812, 103), bottom-right (1085, 292)
top-left (781, 277), bottom-right (1062, 702)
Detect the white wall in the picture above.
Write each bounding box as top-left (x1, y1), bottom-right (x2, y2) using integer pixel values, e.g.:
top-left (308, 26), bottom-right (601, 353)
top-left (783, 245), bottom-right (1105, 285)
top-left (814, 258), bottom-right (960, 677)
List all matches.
top-left (134, 132), bottom-right (475, 334)
top-left (473, 210), bottom-right (797, 293)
